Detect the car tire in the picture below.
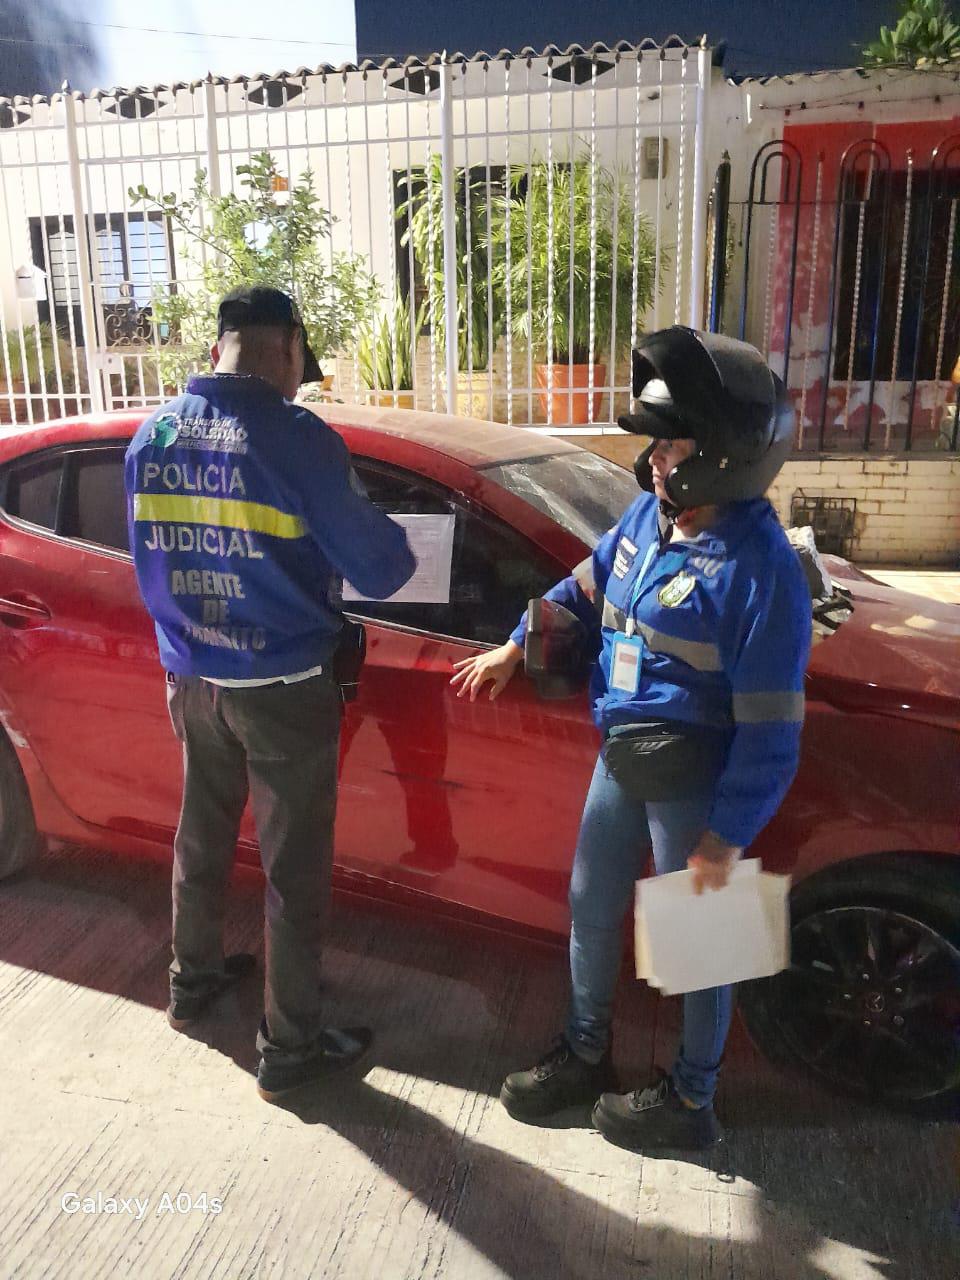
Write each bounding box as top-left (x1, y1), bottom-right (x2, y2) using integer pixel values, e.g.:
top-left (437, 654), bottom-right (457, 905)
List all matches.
top-left (0, 729), bottom-right (41, 879)
top-left (739, 856), bottom-right (960, 1111)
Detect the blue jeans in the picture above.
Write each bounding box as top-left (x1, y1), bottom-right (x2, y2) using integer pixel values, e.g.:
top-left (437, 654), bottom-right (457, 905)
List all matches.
top-left (565, 753), bottom-right (734, 1108)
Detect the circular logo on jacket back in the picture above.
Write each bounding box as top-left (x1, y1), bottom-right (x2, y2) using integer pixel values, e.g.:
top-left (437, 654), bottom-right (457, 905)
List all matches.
top-left (149, 414), bottom-right (179, 449)
top-left (658, 571), bottom-right (697, 608)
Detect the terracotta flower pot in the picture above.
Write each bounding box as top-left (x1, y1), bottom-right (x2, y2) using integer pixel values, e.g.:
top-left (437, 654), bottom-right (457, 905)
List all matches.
top-left (535, 363), bottom-right (607, 426)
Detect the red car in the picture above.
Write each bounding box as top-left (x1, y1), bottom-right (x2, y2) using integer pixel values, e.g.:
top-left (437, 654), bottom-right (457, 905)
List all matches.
top-left (1, 404), bottom-right (958, 1108)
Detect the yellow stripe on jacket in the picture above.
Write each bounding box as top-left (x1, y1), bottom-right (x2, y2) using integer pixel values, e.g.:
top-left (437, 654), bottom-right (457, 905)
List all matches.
top-left (133, 494), bottom-right (306, 539)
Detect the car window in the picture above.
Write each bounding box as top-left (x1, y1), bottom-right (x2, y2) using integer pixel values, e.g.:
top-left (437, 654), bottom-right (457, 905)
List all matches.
top-left (61, 448), bottom-right (129, 552)
top-left (2, 454), bottom-right (62, 530)
top-left (479, 450), bottom-right (637, 546)
top-left (348, 460), bottom-right (559, 645)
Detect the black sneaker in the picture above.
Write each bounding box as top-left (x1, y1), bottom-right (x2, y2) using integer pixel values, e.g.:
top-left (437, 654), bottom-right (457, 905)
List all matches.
top-left (500, 1036), bottom-right (617, 1120)
top-left (592, 1071), bottom-right (721, 1151)
top-left (257, 1026), bottom-right (373, 1103)
top-left (166, 952), bottom-right (257, 1030)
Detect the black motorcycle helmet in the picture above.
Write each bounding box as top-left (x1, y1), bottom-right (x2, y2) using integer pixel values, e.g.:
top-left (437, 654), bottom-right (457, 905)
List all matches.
top-left (617, 326), bottom-right (794, 513)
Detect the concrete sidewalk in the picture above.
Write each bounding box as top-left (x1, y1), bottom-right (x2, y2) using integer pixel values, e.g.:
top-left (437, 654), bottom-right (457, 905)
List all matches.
top-left (1, 845), bottom-right (955, 1280)
top-left (867, 567), bottom-right (960, 605)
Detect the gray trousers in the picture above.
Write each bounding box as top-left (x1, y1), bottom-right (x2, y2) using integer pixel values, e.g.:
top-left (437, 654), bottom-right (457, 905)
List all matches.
top-left (165, 672), bottom-right (341, 1065)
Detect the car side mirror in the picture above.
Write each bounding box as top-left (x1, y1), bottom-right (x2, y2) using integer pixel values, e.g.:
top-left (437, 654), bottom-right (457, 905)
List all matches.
top-left (524, 597), bottom-right (592, 700)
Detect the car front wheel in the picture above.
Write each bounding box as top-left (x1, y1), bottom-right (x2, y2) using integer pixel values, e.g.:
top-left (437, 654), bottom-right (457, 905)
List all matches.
top-left (738, 858), bottom-right (960, 1109)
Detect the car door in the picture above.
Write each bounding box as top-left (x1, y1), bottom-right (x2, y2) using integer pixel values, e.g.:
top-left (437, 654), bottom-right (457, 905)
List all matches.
top-left (0, 441), bottom-right (184, 842)
top-left (337, 458), bottom-right (599, 936)
top-left (0, 441), bottom-right (600, 932)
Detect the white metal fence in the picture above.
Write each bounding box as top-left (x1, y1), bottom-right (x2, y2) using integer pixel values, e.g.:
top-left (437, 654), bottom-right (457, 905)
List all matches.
top-left (0, 41), bottom-right (711, 431)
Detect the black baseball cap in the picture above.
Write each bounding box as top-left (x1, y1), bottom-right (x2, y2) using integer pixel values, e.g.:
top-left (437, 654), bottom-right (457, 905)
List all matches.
top-left (216, 285), bottom-right (323, 384)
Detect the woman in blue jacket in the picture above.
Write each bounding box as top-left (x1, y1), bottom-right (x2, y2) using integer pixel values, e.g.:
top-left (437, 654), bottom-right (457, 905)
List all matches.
top-left (451, 327), bottom-right (811, 1151)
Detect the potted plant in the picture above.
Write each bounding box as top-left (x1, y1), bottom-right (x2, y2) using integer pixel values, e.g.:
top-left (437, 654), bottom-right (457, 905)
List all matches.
top-left (489, 157), bottom-right (662, 425)
top-left (357, 294), bottom-right (419, 409)
top-left (131, 152), bottom-right (379, 389)
top-left (1, 323), bottom-right (87, 423)
top-left (396, 156), bottom-right (503, 417)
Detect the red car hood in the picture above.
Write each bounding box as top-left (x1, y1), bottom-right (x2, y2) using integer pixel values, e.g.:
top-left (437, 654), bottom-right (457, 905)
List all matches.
top-left (811, 557), bottom-right (960, 728)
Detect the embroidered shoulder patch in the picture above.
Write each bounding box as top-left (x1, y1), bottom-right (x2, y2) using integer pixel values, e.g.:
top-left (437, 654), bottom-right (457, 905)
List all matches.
top-left (658, 570), bottom-right (697, 608)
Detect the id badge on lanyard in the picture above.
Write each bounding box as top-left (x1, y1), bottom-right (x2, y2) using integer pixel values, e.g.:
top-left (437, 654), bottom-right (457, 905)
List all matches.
top-left (610, 633), bottom-right (644, 694)
top-left (609, 542), bottom-right (658, 697)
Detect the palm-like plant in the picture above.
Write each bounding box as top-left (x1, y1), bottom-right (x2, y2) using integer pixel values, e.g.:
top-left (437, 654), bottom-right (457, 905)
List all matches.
top-left (487, 157), bottom-right (663, 366)
top-left (396, 155), bottom-right (501, 372)
top-left (357, 294), bottom-right (419, 392)
top-left (4, 323), bottom-right (85, 393)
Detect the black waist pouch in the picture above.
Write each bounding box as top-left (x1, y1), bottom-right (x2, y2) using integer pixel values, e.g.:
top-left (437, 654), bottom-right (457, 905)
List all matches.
top-left (331, 619), bottom-right (367, 703)
top-left (601, 721), bottom-right (728, 801)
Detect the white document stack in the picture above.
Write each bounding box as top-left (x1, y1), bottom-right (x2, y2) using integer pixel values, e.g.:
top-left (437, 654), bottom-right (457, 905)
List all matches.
top-left (634, 859), bottom-right (790, 995)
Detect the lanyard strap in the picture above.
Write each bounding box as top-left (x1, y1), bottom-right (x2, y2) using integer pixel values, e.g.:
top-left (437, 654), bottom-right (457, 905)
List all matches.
top-left (624, 541), bottom-right (659, 638)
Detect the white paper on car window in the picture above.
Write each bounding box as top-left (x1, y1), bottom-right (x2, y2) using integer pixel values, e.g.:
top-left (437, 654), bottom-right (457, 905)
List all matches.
top-left (634, 859), bottom-right (790, 995)
top-left (343, 513), bottom-right (455, 605)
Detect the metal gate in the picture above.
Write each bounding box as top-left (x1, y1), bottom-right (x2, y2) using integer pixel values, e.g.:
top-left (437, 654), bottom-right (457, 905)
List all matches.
top-left (709, 132), bottom-right (960, 453)
top-left (0, 40), bottom-right (711, 432)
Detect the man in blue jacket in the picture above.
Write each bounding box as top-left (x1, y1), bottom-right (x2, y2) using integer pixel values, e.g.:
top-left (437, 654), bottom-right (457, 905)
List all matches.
top-left (453, 328), bottom-right (810, 1150)
top-left (125, 286), bottom-right (415, 1101)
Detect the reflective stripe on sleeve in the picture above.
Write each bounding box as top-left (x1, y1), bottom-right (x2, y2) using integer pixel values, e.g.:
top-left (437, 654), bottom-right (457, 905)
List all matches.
top-left (601, 595), bottom-right (723, 672)
top-left (637, 623), bottom-right (723, 672)
top-left (601, 598), bottom-right (627, 631)
top-left (732, 691), bottom-right (806, 724)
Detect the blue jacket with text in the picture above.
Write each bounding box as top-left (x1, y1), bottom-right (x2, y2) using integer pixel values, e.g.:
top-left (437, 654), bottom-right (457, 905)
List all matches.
top-left (125, 374), bottom-right (415, 680)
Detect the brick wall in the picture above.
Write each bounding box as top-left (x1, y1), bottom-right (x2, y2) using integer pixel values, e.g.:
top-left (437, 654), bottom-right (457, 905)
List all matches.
top-left (578, 435), bottom-right (960, 567)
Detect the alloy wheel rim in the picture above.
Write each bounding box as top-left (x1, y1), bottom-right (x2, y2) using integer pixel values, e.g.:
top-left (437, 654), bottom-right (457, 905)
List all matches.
top-left (770, 905), bottom-right (960, 1101)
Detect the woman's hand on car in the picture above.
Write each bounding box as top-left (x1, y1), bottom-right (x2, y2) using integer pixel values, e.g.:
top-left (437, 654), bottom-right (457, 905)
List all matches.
top-left (450, 640), bottom-right (524, 702)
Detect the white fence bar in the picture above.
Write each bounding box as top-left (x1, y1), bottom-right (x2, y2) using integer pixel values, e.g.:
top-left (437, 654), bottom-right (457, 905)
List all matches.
top-left (482, 61), bottom-right (496, 420)
top-left (63, 92), bottom-right (105, 413)
top-left (504, 57), bottom-right (514, 426)
top-left (688, 40), bottom-right (711, 329)
top-left (423, 85), bottom-right (439, 412)
top-left (674, 50), bottom-right (690, 325)
top-left (0, 118), bottom-right (36, 424)
top-left (203, 79), bottom-right (222, 200)
top-left (545, 57), bottom-right (556, 426)
top-left (524, 57), bottom-right (535, 428)
top-left (51, 107), bottom-right (89, 415)
top-left (653, 51), bottom-right (665, 331)
top-left (587, 59), bottom-right (598, 426)
top-left (402, 66), bottom-right (420, 409)
top-left (460, 61), bottom-right (476, 412)
top-left (439, 57), bottom-right (458, 417)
